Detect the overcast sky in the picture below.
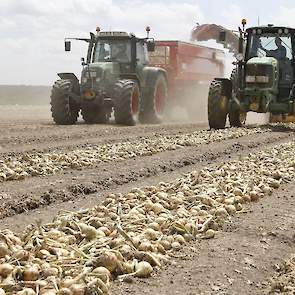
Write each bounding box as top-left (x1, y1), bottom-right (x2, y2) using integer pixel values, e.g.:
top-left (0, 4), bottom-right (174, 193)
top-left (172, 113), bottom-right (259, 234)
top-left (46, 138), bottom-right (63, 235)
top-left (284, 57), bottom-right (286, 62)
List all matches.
top-left (1, 0), bottom-right (295, 85)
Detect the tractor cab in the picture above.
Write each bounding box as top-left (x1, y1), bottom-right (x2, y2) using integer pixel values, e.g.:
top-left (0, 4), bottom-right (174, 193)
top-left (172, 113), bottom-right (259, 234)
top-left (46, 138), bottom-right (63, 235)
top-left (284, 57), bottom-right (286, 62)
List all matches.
top-left (208, 22), bottom-right (295, 129)
top-left (245, 26), bottom-right (295, 103)
top-left (51, 27), bottom-right (168, 126)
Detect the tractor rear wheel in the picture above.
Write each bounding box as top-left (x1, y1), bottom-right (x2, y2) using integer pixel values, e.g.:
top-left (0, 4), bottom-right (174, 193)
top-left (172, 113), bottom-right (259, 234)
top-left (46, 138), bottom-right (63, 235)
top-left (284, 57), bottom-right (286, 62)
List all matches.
top-left (81, 105), bottom-right (107, 124)
top-left (140, 74), bottom-right (168, 124)
top-left (114, 80), bottom-right (140, 126)
top-left (50, 79), bottom-right (79, 125)
top-left (229, 111), bottom-right (247, 127)
top-left (208, 80), bottom-right (228, 129)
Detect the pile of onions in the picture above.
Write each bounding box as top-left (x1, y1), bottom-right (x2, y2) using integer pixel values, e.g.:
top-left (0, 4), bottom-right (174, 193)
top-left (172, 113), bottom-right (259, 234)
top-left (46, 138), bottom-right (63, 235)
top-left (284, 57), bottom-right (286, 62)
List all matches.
top-left (0, 141), bottom-right (294, 294)
top-left (0, 126), bottom-right (271, 182)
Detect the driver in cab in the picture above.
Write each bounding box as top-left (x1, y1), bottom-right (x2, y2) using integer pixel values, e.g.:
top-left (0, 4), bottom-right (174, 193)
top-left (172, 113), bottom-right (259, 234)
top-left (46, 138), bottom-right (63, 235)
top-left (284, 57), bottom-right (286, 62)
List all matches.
top-left (259, 37), bottom-right (287, 60)
top-left (111, 43), bottom-right (130, 62)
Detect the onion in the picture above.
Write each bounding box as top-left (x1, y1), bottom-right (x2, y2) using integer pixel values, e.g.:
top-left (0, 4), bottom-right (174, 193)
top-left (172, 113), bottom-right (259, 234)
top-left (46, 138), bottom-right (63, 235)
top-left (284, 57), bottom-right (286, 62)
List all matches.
top-left (134, 261), bottom-right (153, 278)
top-left (204, 229), bottom-right (215, 239)
top-left (159, 240), bottom-right (171, 250)
top-left (138, 241), bottom-right (153, 252)
top-left (175, 235), bottom-right (186, 245)
top-left (269, 179), bottom-right (280, 188)
top-left (92, 267), bottom-right (112, 283)
top-left (23, 265), bottom-right (39, 281)
top-left (225, 205), bottom-right (236, 215)
top-left (70, 284), bottom-right (86, 295)
top-left (97, 252), bottom-right (119, 273)
top-left (43, 267), bottom-right (59, 278)
top-left (152, 203), bottom-right (165, 214)
top-left (40, 290), bottom-right (57, 295)
top-left (78, 223), bottom-right (99, 240)
top-left (233, 188), bottom-right (243, 196)
top-left (58, 288), bottom-right (72, 295)
top-left (0, 263), bottom-right (14, 278)
top-left (171, 242), bottom-right (181, 251)
top-left (16, 288), bottom-right (36, 295)
top-left (149, 222), bottom-right (160, 231)
top-left (215, 207), bottom-right (228, 218)
top-left (144, 228), bottom-right (159, 241)
top-left (0, 243), bottom-right (9, 258)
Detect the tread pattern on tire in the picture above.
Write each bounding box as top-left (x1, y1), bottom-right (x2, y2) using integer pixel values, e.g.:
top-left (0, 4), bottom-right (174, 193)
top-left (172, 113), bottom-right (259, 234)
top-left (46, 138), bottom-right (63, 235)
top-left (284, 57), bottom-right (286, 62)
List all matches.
top-left (139, 74), bottom-right (168, 124)
top-left (114, 79), bottom-right (139, 126)
top-left (229, 69), bottom-right (246, 127)
top-left (208, 79), bottom-right (228, 129)
top-left (81, 106), bottom-right (107, 124)
top-left (50, 79), bottom-right (79, 125)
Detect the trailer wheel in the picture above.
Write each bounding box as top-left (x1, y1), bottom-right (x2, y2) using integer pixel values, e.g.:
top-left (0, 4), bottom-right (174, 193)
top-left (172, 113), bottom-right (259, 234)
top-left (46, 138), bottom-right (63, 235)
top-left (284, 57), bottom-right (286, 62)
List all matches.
top-left (208, 79), bottom-right (228, 129)
top-left (140, 74), bottom-right (168, 124)
top-left (50, 79), bottom-right (79, 125)
top-left (81, 105), bottom-right (107, 124)
top-left (114, 79), bottom-right (140, 126)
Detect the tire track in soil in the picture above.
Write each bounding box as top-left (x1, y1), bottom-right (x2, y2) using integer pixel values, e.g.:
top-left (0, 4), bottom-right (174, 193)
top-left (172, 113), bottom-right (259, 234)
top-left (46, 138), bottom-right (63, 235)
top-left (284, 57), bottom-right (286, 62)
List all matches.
top-left (0, 130), bottom-right (293, 233)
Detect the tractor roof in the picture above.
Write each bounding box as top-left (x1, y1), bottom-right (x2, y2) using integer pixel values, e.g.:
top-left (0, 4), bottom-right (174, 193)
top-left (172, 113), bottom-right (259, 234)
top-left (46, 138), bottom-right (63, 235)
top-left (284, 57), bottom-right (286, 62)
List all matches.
top-left (247, 26), bottom-right (295, 32)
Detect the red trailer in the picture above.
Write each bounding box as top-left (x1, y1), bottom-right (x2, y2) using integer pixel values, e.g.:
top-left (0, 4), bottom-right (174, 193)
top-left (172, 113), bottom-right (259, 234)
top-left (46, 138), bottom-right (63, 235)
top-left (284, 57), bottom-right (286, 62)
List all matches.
top-left (149, 41), bottom-right (225, 119)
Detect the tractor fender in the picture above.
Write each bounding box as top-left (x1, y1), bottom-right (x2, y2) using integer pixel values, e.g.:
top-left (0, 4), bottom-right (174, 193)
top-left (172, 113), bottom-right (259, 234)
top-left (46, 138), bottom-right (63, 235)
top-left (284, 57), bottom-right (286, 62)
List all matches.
top-left (215, 78), bottom-right (232, 98)
top-left (142, 67), bottom-right (168, 90)
top-left (57, 73), bottom-right (80, 95)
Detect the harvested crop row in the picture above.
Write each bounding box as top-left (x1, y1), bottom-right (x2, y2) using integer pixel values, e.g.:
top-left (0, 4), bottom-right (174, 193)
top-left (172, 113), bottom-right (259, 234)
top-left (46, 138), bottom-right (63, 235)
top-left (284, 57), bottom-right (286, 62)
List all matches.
top-left (0, 139), bottom-right (294, 294)
top-left (0, 127), bottom-right (269, 182)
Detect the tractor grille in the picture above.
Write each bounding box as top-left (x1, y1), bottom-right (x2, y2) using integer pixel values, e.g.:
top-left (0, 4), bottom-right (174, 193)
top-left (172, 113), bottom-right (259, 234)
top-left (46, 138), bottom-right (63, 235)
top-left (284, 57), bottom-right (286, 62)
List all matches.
top-left (246, 64), bottom-right (273, 88)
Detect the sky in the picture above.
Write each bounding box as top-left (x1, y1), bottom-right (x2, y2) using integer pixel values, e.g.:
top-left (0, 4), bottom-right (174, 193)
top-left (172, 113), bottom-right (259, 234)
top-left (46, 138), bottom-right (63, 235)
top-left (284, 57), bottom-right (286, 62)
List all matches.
top-left (1, 0), bottom-right (295, 85)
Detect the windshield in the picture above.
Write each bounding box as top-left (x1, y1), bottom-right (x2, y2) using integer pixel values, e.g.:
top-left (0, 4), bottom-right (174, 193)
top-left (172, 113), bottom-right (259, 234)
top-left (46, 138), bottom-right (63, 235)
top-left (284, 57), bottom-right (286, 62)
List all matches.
top-left (248, 33), bottom-right (292, 60)
top-left (93, 40), bottom-right (131, 63)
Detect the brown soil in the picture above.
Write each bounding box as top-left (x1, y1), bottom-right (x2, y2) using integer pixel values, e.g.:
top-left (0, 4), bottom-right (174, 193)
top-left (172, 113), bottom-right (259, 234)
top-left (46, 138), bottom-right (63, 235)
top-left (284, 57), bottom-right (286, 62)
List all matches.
top-left (0, 105), bottom-right (294, 294)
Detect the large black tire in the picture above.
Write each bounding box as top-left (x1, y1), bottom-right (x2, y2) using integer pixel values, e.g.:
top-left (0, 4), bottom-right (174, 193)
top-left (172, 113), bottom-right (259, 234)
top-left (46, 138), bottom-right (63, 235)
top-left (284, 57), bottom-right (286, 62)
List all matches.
top-left (229, 69), bottom-right (247, 127)
top-left (81, 105), bottom-right (107, 124)
top-left (113, 80), bottom-right (140, 126)
top-left (139, 74), bottom-right (168, 124)
top-left (229, 110), bottom-right (247, 127)
top-left (50, 79), bottom-right (79, 125)
top-left (208, 80), bottom-right (228, 129)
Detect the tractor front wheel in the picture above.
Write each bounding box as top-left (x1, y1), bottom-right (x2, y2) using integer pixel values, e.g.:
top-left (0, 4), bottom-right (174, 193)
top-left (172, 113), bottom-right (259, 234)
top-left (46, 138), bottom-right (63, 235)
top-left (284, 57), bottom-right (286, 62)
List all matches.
top-left (50, 79), bottom-right (79, 125)
top-left (208, 80), bottom-right (228, 129)
top-left (114, 80), bottom-right (140, 126)
top-left (229, 111), bottom-right (247, 127)
top-left (81, 105), bottom-right (107, 124)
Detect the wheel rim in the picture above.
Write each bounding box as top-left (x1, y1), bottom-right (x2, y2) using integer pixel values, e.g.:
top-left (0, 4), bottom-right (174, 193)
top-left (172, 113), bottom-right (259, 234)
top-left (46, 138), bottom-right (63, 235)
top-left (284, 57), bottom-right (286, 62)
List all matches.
top-left (154, 82), bottom-right (166, 115)
top-left (131, 87), bottom-right (140, 117)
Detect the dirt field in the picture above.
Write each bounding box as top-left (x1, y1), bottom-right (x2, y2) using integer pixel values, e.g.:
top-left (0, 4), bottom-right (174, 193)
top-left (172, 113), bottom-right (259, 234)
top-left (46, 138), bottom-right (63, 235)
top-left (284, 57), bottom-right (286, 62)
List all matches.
top-left (0, 105), bottom-right (294, 294)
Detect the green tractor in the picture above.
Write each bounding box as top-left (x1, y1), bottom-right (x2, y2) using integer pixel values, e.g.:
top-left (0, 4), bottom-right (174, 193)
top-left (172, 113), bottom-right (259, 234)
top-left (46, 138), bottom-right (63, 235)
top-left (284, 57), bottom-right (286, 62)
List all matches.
top-left (50, 27), bottom-right (168, 126)
top-left (208, 20), bottom-right (295, 129)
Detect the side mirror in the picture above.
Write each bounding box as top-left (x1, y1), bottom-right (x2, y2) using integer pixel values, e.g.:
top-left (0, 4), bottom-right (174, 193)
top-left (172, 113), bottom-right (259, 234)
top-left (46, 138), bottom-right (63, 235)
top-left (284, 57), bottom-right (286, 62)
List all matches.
top-left (65, 41), bottom-right (71, 52)
top-left (147, 41), bottom-right (156, 52)
top-left (219, 31), bottom-right (226, 42)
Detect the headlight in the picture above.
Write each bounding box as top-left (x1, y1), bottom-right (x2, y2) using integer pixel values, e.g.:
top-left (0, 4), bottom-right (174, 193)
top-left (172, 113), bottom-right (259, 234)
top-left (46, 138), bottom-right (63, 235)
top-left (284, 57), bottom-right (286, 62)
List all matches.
top-left (246, 76), bottom-right (256, 83)
top-left (246, 75), bottom-right (269, 83)
top-left (235, 53), bottom-right (244, 62)
top-left (256, 76), bottom-right (269, 83)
